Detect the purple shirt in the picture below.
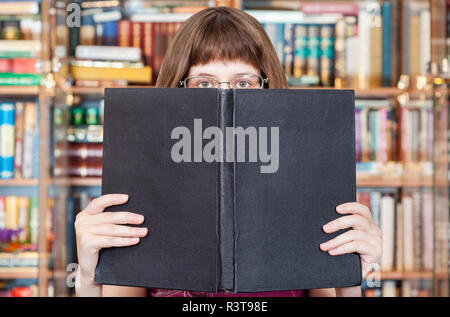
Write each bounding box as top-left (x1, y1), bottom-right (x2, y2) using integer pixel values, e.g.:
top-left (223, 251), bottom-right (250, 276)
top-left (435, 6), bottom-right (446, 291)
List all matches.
top-left (149, 288), bottom-right (304, 297)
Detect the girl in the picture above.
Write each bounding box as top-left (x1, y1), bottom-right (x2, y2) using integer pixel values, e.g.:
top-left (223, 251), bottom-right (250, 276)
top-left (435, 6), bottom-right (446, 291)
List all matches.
top-left (75, 7), bottom-right (382, 297)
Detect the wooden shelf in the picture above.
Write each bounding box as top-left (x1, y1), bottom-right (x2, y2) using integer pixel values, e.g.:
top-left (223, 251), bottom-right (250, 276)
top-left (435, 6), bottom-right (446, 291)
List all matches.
top-left (62, 175), bottom-right (432, 188)
top-left (0, 86), bottom-right (40, 96)
top-left (0, 268), bottom-right (38, 280)
top-left (58, 177), bottom-right (102, 187)
top-left (68, 85), bottom-right (405, 97)
top-left (365, 271), bottom-right (434, 280)
top-left (70, 85), bottom-right (153, 95)
top-left (0, 179), bottom-right (39, 186)
top-left (290, 86), bottom-right (404, 97)
top-left (356, 175), bottom-right (433, 187)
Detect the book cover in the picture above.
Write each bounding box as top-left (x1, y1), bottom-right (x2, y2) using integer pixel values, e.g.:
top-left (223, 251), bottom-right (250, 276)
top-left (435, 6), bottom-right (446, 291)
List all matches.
top-left (96, 88), bottom-right (361, 292)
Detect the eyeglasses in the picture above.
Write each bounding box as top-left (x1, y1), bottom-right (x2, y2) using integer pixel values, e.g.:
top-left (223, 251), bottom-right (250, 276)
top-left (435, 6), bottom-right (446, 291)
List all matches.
top-left (179, 74), bottom-right (268, 89)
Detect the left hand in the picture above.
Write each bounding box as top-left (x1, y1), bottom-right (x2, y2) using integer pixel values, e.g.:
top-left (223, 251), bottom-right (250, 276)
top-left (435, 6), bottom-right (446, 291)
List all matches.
top-left (319, 202), bottom-right (382, 277)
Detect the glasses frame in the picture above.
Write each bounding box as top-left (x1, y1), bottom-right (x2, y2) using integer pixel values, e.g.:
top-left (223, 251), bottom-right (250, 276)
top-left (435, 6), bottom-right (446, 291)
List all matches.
top-left (179, 74), bottom-right (269, 89)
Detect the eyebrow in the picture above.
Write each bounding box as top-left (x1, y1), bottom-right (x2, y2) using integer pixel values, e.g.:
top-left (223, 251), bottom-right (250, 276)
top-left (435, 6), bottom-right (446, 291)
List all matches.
top-left (190, 72), bottom-right (259, 77)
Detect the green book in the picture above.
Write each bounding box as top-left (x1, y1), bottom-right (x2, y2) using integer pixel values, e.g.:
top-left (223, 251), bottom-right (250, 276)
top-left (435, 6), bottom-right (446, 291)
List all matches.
top-left (0, 73), bottom-right (43, 86)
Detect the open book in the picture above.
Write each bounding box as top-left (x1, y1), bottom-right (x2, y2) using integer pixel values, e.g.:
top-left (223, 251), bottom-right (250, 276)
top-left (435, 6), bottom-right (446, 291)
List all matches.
top-left (95, 88), bottom-right (361, 292)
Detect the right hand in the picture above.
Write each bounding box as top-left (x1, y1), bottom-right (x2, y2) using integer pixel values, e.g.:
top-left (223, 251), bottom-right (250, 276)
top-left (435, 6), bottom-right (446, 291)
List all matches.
top-left (75, 194), bottom-right (148, 284)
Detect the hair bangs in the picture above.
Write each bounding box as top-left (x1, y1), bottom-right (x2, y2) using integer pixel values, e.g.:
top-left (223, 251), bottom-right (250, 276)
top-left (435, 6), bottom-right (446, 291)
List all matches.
top-left (189, 14), bottom-right (263, 69)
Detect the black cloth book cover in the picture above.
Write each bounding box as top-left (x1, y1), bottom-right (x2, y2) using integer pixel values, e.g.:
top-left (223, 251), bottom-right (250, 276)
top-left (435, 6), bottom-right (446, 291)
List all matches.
top-left (95, 88), bottom-right (362, 292)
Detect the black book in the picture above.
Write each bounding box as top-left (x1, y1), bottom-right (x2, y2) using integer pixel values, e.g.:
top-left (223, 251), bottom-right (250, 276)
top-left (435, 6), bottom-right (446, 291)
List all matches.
top-left (95, 88), bottom-right (361, 292)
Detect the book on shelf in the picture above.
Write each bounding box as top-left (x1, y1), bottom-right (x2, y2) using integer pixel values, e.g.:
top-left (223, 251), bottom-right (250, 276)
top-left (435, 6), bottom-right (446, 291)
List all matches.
top-left (0, 101), bottom-right (38, 179)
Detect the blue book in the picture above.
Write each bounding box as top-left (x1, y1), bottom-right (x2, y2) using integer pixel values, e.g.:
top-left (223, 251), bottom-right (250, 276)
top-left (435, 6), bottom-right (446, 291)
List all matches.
top-left (381, 2), bottom-right (392, 86)
top-left (0, 102), bottom-right (15, 179)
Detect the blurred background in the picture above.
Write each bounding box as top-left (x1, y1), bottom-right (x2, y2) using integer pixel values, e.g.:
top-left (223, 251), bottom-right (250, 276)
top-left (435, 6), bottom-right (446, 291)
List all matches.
top-left (0, 0), bottom-right (448, 297)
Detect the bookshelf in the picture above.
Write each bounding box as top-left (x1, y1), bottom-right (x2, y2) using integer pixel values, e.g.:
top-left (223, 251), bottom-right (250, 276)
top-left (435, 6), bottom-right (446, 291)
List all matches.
top-left (0, 0), bottom-right (53, 297)
top-left (0, 0), bottom-right (447, 298)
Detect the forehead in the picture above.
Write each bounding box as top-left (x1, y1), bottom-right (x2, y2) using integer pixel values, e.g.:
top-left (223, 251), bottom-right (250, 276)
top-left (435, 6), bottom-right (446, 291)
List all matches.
top-left (188, 60), bottom-right (259, 77)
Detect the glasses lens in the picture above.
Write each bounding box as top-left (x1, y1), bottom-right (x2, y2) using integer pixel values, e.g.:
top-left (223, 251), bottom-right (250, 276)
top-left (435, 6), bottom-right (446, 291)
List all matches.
top-left (231, 75), bottom-right (263, 89)
top-left (185, 77), bottom-right (217, 88)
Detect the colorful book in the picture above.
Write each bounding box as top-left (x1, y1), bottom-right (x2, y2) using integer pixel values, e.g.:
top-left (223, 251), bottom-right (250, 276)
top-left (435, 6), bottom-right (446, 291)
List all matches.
top-left (0, 102), bottom-right (15, 178)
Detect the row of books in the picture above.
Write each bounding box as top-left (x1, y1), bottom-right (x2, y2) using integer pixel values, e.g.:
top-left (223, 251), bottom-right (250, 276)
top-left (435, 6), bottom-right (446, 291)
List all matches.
top-left (355, 99), bottom-right (433, 164)
top-left (0, 1), bottom-right (42, 86)
top-left (0, 40), bottom-right (42, 85)
top-left (67, 1), bottom-right (431, 88)
top-left (364, 280), bottom-right (432, 297)
top-left (357, 188), bottom-right (433, 274)
top-left (0, 18), bottom-right (41, 41)
top-left (0, 101), bottom-right (38, 179)
top-left (0, 196), bottom-right (39, 249)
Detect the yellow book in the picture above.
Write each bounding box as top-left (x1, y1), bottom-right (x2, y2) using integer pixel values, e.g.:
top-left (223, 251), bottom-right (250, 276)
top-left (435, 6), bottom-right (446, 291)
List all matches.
top-left (5, 196), bottom-right (18, 230)
top-left (71, 65), bottom-right (152, 83)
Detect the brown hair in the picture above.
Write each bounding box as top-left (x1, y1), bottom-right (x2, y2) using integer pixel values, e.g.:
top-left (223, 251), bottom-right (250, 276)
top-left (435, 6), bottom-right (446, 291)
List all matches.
top-left (155, 7), bottom-right (288, 88)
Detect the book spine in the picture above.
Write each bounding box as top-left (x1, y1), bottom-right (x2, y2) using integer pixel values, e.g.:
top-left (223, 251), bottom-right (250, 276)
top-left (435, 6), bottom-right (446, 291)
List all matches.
top-left (14, 101), bottom-right (24, 178)
top-left (131, 21), bottom-right (142, 49)
top-left (319, 24), bottom-right (334, 87)
top-left (0, 102), bottom-right (15, 179)
top-left (29, 196), bottom-right (39, 246)
top-left (22, 101), bottom-right (36, 178)
top-left (218, 88), bottom-right (235, 293)
top-left (5, 195), bottom-right (18, 231)
top-left (402, 195), bottom-right (414, 272)
top-left (355, 108), bottom-right (360, 161)
top-left (334, 19), bottom-right (346, 87)
top-left (293, 24), bottom-right (307, 78)
top-left (142, 22), bottom-right (153, 69)
top-left (0, 196), bottom-right (5, 229)
top-left (80, 13), bottom-right (96, 46)
top-left (306, 25), bottom-right (320, 77)
top-left (118, 20), bottom-right (131, 47)
top-left (381, 2), bottom-right (391, 86)
top-left (380, 194), bottom-right (395, 272)
top-left (283, 23), bottom-right (293, 77)
top-left (17, 196), bottom-right (29, 243)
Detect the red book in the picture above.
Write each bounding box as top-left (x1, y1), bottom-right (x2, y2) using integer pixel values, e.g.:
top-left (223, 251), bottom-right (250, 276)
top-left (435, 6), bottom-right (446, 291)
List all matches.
top-left (0, 59), bottom-right (12, 72)
top-left (358, 192), bottom-right (371, 210)
top-left (118, 20), bottom-right (131, 47)
top-left (12, 58), bottom-right (39, 73)
top-left (131, 21), bottom-right (142, 50)
top-left (142, 22), bottom-right (153, 69)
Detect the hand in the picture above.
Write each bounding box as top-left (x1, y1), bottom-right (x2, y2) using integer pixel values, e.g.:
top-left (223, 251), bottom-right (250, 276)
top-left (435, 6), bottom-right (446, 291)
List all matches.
top-left (75, 194), bottom-right (148, 289)
top-left (319, 202), bottom-right (382, 277)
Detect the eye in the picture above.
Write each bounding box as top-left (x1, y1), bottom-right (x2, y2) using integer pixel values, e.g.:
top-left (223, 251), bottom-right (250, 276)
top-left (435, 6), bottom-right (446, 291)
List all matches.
top-left (234, 80), bottom-right (251, 88)
top-left (198, 80), bottom-right (213, 88)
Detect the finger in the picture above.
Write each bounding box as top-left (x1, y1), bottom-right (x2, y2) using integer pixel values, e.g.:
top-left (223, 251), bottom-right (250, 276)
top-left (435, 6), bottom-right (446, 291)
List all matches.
top-left (336, 202), bottom-right (372, 219)
top-left (90, 236), bottom-right (141, 250)
top-left (320, 230), bottom-right (369, 251)
top-left (323, 214), bottom-right (370, 233)
top-left (89, 212), bottom-right (144, 225)
top-left (84, 194), bottom-right (129, 215)
top-left (89, 224), bottom-right (148, 237)
top-left (328, 241), bottom-right (372, 256)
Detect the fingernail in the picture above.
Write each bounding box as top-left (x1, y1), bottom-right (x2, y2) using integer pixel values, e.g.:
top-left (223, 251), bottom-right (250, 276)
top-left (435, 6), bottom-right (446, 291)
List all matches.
top-left (140, 227), bottom-right (148, 234)
top-left (329, 249), bottom-right (337, 255)
top-left (120, 194), bottom-right (129, 200)
top-left (323, 224), bottom-right (331, 232)
top-left (336, 205), bottom-right (345, 212)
